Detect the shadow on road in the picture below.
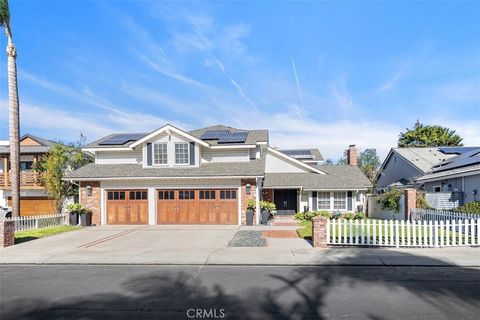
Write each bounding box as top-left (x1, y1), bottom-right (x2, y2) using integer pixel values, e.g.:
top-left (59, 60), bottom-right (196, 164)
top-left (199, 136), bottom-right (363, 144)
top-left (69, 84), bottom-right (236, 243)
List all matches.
top-left (1, 249), bottom-right (479, 319)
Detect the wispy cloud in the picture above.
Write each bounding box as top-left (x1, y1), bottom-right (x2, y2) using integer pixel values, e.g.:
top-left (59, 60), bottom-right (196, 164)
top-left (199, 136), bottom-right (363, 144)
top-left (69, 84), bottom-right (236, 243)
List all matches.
top-left (291, 58), bottom-right (305, 108)
top-left (331, 76), bottom-right (353, 116)
top-left (378, 62), bottom-right (411, 93)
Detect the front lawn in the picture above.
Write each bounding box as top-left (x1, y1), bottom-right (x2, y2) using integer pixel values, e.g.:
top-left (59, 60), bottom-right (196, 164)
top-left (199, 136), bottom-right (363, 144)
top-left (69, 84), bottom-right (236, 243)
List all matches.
top-left (296, 220), bottom-right (312, 239)
top-left (15, 225), bottom-right (80, 244)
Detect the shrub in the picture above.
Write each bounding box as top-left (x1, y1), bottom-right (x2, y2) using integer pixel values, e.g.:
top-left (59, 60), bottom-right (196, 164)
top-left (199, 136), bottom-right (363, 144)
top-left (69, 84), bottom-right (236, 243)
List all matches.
top-left (354, 211), bottom-right (366, 220)
top-left (343, 212), bottom-right (354, 220)
top-left (378, 189), bottom-right (402, 212)
top-left (318, 210), bottom-right (330, 219)
top-left (456, 201), bottom-right (480, 214)
top-left (416, 191), bottom-right (430, 209)
top-left (66, 203), bottom-right (91, 215)
top-left (294, 212), bottom-right (305, 221)
top-left (246, 199), bottom-right (256, 211)
top-left (294, 211), bottom-right (330, 222)
top-left (332, 210), bottom-right (342, 220)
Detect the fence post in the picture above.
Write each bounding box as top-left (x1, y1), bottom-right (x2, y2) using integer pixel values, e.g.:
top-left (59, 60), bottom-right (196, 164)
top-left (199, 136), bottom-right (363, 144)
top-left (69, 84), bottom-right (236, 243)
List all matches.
top-left (404, 188), bottom-right (416, 221)
top-left (1, 220), bottom-right (15, 247)
top-left (312, 216), bottom-right (328, 248)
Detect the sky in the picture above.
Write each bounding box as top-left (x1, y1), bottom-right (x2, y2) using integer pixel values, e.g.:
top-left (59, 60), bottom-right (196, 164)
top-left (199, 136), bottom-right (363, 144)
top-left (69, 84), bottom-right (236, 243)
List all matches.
top-left (0, 0), bottom-right (479, 161)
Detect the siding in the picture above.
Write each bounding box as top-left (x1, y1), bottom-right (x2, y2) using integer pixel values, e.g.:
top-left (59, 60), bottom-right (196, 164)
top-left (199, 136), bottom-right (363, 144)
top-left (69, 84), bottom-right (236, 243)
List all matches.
top-left (464, 174), bottom-right (480, 204)
top-left (377, 152), bottom-right (424, 189)
top-left (96, 150), bottom-right (142, 164)
top-left (265, 152), bottom-right (309, 173)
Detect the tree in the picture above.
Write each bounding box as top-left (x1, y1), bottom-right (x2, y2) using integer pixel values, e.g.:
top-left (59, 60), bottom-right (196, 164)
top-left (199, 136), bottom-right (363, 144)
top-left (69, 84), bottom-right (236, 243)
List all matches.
top-left (357, 148), bottom-right (381, 184)
top-left (323, 159), bottom-right (334, 165)
top-left (36, 136), bottom-right (92, 212)
top-left (398, 120), bottom-right (463, 148)
top-left (1, 0), bottom-right (20, 217)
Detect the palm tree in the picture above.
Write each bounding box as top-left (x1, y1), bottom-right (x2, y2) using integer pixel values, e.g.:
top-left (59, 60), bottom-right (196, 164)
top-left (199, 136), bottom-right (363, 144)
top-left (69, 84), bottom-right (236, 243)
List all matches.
top-left (1, 0), bottom-right (20, 217)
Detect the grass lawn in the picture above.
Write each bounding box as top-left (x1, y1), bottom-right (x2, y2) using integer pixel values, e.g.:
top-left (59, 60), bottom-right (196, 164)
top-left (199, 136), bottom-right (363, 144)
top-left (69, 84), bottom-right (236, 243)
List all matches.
top-left (15, 225), bottom-right (80, 244)
top-left (296, 220), bottom-right (312, 239)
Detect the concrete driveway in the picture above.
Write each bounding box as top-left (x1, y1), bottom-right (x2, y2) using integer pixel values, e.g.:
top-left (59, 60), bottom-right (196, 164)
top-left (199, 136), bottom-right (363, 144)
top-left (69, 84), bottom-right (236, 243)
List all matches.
top-left (0, 225), bottom-right (239, 264)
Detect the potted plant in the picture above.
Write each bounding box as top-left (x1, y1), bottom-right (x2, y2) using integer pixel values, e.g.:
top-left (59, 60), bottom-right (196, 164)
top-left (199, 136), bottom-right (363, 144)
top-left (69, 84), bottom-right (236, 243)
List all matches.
top-left (246, 199), bottom-right (256, 226)
top-left (260, 201), bottom-right (276, 225)
top-left (67, 203), bottom-right (92, 226)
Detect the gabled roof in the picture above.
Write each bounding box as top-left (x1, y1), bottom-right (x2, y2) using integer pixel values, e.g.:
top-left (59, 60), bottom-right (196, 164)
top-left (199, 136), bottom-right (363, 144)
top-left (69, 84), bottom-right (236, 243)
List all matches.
top-left (0, 134), bottom-right (55, 155)
top-left (392, 148), bottom-right (456, 173)
top-left (278, 148), bottom-right (324, 161)
top-left (263, 165), bottom-right (372, 190)
top-left (267, 147), bottom-right (326, 174)
top-left (189, 124), bottom-right (269, 146)
top-left (130, 124), bottom-right (210, 148)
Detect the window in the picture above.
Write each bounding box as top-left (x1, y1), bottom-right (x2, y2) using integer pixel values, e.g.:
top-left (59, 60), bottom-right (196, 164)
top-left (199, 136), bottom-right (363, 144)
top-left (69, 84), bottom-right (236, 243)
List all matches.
top-left (107, 191), bottom-right (125, 200)
top-left (20, 161), bottom-right (33, 171)
top-left (220, 190), bottom-right (236, 200)
top-left (175, 143), bottom-right (190, 164)
top-left (153, 143), bottom-right (168, 165)
top-left (433, 186), bottom-right (441, 193)
top-left (200, 190), bottom-right (216, 199)
top-left (317, 192), bottom-right (330, 210)
top-left (333, 191), bottom-right (347, 210)
top-left (179, 190), bottom-right (195, 200)
top-left (158, 190), bottom-right (175, 200)
top-left (129, 191), bottom-right (148, 200)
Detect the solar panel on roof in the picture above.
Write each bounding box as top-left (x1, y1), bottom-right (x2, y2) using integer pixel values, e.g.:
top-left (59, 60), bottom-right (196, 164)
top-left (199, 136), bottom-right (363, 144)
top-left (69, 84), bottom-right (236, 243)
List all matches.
top-left (432, 149), bottom-right (480, 172)
top-left (280, 149), bottom-right (313, 159)
top-left (200, 130), bottom-right (230, 140)
top-left (218, 131), bottom-right (248, 144)
top-left (98, 133), bottom-right (145, 145)
top-left (438, 147), bottom-right (480, 155)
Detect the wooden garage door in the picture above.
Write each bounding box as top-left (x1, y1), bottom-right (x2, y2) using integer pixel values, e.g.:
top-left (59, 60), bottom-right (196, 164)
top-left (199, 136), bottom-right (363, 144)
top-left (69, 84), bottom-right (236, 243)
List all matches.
top-left (157, 189), bottom-right (238, 225)
top-left (7, 197), bottom-right (56, 216)
top-left (106, 190), bottom-right (148, 225)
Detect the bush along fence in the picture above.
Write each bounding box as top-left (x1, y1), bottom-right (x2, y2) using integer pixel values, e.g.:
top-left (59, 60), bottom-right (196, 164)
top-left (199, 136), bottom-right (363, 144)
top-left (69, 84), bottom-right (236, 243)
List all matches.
top-left (5, 213), bottom-right (69, 232)
top-left (410, 208), bottom-right (478, 222)
top-left (312, 216), bottom-right (479, 248)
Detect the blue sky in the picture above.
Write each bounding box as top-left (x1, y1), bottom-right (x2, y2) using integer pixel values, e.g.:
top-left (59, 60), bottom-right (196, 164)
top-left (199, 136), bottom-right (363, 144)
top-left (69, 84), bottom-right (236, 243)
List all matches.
top-left (0, 1), bottom-right (479, 160)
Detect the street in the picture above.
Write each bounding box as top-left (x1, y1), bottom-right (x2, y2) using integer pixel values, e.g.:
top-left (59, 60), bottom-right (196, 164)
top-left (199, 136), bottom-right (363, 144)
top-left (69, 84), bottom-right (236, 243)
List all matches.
top-left (1, 264), bottom-right (478, 319)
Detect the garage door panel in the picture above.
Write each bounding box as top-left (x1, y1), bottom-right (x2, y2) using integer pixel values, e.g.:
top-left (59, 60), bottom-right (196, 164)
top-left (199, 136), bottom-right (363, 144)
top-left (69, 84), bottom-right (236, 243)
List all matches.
top-left (106, 190), bottom-right (148, 225)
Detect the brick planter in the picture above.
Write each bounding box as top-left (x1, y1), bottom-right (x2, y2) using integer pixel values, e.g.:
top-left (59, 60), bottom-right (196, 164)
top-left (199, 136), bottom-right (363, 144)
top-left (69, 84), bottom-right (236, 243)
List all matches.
top-left (312, 216), bottom-right (328, 248)
top-left (1, 220), bottom-right (15, 247)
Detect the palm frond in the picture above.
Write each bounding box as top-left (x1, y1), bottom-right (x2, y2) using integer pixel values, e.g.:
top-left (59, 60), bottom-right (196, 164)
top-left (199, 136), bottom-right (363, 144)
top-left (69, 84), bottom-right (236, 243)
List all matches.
top-left (0, 0), bottom-right (10, 27)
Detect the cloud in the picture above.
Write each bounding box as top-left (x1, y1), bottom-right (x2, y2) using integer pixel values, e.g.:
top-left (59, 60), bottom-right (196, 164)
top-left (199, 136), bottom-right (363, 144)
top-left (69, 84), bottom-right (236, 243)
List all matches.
top-left (291, 58), bottom-right (305, 108)
top-left (331, 77), bottom-right (353, 116)
top-left (378, 62), bottom-right (411, 93)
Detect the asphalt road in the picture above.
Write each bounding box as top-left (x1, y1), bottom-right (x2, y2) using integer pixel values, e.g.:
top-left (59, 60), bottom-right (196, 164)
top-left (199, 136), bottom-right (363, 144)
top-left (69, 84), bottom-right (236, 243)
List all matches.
top-left (1, 264), bottom-right (479, 320)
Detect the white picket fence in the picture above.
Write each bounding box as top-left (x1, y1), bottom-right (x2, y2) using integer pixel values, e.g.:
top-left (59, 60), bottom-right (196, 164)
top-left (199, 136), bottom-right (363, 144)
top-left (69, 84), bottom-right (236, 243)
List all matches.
top-left (5, 213), bottom-right (69, 232)
top-left (410, 208), bottom-right (478, 222)
top-left (327, 218), bottom-right (480, 247)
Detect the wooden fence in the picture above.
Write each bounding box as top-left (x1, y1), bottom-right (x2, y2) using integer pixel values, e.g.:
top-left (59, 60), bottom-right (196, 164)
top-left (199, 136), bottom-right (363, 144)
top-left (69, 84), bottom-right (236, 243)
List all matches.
top-left (327, 218), bottom-right (479, 247)
top-left (4, 213), bottom-right (69, 232)
top-left (410, 208), bottom-right (478, 222)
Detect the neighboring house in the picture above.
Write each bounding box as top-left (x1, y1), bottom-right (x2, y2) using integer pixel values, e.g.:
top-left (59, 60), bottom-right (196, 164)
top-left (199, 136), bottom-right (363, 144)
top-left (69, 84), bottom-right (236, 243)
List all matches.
top-left (66, 124), bottom-right (372, 226)
top-left (0, 134), bottom-right (56, 215)
top-left (377, 146), bottom-right (480, 209)
top-left (416, 148), bottom-right (480, 208)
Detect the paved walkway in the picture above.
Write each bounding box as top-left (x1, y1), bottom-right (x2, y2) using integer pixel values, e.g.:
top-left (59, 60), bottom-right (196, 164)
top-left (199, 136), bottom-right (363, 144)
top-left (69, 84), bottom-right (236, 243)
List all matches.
top-left (1, 225), bottom-right (479, 266)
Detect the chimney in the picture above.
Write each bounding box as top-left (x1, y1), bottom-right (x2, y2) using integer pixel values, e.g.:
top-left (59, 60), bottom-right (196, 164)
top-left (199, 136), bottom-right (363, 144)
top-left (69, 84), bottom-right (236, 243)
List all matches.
top-left (347, 145), bottom-right (357, 166)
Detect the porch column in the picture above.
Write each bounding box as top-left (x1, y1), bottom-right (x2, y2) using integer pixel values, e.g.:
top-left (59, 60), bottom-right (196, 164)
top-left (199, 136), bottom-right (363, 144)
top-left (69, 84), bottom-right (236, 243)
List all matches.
top-left (255, 177), bottom-right (261, 225)
top-left (33, 155), bottom-right (38, 185)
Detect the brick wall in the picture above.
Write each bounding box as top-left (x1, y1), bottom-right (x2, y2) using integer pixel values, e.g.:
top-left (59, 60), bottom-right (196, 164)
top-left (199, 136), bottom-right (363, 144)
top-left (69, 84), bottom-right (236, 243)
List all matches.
top-left (312, 216), bottom-right (328, 248)
top-left (262, 189), bottom-right (273, 203)
top-left (79, 181), bottom-right (101, 225)
top-left (240, 179), bottom-right (256, 225)
top-left (1, 220), bottom-right (15, 247)
top-left (404, 188), bottom-right (416, 220)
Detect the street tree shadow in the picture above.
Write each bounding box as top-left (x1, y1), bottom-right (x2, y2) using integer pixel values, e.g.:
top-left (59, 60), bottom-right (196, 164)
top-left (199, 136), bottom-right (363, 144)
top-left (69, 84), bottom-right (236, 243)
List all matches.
top-left (1, 249), bottom-right (479, 320)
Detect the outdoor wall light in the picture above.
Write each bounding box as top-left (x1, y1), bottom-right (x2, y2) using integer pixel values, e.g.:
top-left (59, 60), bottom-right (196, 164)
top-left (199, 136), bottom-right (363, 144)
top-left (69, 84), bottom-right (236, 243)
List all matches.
top-left (86, 185), bottom-right (93, 197)
top-left (246, 183), bottom-right (251, 195)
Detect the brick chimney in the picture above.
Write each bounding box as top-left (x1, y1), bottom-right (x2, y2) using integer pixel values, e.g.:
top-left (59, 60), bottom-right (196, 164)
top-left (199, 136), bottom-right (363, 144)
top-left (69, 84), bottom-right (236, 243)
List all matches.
top-left (347, 145), bottom-right (357, 166)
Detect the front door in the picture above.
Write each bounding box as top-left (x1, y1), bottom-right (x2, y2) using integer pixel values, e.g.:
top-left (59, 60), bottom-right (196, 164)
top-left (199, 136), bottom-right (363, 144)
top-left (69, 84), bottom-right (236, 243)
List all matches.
top-left (274, 189), bottom-right (298, 215)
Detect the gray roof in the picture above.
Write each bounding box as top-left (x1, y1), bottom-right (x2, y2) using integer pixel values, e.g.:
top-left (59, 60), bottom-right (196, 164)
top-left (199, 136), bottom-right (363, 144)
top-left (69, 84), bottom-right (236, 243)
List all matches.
top-left (84, 124), bottom-right (269, 149)
top-left (0, 134), bottom-right (55, 155)
top-left (392, 148), bottom-right (456, 173)
top-left (263, 165), bottom-right (372, 190)
top-left (416, 163), bottom-right (480, 182)
top-left (65, 157), bottom-right (266, 180)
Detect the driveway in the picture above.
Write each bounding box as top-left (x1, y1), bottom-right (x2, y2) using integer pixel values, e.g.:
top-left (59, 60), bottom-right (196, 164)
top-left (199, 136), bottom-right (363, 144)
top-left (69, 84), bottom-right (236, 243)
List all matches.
top-left (0, 225), bottom-right (239, 264)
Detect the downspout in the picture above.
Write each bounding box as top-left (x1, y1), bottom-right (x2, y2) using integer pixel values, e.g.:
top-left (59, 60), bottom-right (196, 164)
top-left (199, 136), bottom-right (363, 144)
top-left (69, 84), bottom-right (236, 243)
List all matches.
top-left (255, 177), bottom-right (261, 225)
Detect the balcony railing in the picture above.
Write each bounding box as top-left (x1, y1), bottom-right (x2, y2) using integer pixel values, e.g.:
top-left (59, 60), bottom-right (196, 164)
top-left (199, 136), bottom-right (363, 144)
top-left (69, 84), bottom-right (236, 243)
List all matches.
top-left (0, 171), bottom-right (45, 188)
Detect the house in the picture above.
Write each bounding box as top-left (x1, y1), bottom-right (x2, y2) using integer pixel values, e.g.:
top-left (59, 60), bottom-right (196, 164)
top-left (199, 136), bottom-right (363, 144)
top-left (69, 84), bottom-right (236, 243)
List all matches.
top-left (416, 148), bottom-right (480, 208)
top-left (0, 134), bottom-right (56, 215)
top-left (66, 124), bottom-right (372, 225)
top-left (278, 149), bottom-right (324, 165)
top-left (377, 146), bottom-right (480, 209)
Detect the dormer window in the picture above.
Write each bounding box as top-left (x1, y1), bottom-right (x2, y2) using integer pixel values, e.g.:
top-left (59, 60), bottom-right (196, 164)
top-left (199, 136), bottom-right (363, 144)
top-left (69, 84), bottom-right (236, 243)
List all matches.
top-left (175, 143), bottom-right (189, 164)
top-left (153, 143), bottom-right (167, 165)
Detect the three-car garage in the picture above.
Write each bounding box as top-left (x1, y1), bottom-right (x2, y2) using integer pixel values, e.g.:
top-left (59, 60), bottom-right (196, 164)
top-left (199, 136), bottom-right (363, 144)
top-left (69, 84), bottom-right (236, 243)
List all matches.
top-left (106, 188), bottom-right (239, 225)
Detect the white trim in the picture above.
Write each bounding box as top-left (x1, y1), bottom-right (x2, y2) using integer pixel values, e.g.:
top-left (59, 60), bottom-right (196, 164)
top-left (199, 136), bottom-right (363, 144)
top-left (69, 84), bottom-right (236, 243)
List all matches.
top-left (267, 147), bottom-right (326, 174)
top-left (100, 188), bottom-right (106, 225)
top-left (256, 141), bottom-right (268, 145)
top-left (83, 147), bottom-right (132, 153)
top-left (68, 176), bottom-right (264, 181)
top-left (148, 187), bottom-right (156, 225)
top-left (238, 186), bottom-right (242, 226)
top-left (152, 142), bottom-right (168, 165)
top-left (416, 168), bottom-right (480, 182)
top-left (130, 124), bottom-right (210, 148)
top-left (304, 188), bottom-right (368, 191)
top-left (210, 144), bottom-right (256, 149)
top-left (174, 142), bottom-right (190, 165)
top-left (264, 186), bottom-right (303, 189)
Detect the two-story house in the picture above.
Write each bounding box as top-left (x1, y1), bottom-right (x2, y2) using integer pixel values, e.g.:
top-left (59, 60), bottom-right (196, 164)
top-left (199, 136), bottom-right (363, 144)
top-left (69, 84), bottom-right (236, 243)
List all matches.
top-left (0, 134), bottom-right (56, 215)
top-left (66, 124), bottom-right (372, 225)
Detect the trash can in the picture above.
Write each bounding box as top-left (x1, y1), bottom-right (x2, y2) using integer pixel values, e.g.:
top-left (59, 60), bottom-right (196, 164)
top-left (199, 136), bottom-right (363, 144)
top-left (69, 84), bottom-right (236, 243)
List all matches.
top-left (70, 212), bottom-right (78, 225)
top-left (79, 213), bottom-right (92, 226)
top-left (246, 211), bottom-right (254, 225)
